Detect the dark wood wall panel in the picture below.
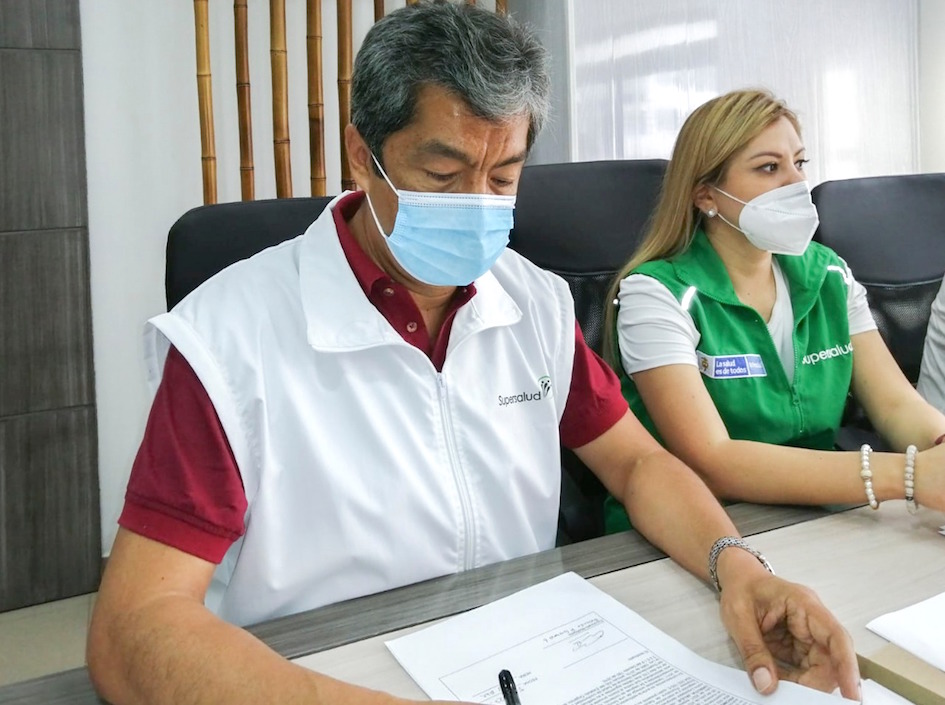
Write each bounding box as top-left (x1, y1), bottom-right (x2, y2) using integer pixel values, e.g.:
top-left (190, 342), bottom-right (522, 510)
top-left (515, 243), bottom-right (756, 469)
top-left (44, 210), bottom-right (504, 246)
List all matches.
top-left (0, 48), bottom-right (87, 231)
top-left (0, 0), bottom-right (99, 613)
top-left (0, 229), bottom-right (94, 416)
top-left (0, 0), bottom-right (81, 49)
top-left (0, 407), bottom-right (100, 611)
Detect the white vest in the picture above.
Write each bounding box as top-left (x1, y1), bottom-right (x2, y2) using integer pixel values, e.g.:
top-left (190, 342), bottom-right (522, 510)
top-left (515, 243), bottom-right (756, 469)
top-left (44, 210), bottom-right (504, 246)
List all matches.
top-left (144, 195), bottom-right (576, 626)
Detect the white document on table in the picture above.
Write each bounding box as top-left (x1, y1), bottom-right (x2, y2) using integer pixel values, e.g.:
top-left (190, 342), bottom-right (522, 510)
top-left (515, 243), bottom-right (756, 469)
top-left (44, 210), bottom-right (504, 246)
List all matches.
top-left (867, 590), bottom-right (945, 672)
top-left (386, 572), bottom-right (855, 704)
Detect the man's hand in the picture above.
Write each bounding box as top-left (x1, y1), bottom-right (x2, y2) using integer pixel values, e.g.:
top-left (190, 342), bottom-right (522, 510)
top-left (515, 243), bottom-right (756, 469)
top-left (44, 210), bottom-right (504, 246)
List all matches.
top-left (719, 568), bottom-right (860, 700)
top-left (573, 415), bottom-right (861, 699)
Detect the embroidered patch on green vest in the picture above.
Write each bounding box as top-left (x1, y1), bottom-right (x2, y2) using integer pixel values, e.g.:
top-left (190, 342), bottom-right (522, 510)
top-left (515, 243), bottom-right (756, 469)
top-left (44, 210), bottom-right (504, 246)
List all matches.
top-left (696, 351), bottom-right (767, 379)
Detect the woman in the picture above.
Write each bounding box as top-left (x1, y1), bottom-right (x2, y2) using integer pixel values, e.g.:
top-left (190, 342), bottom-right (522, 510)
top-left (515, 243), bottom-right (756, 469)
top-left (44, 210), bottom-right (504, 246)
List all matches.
top-left (603, 89), bottom-right (945, 533)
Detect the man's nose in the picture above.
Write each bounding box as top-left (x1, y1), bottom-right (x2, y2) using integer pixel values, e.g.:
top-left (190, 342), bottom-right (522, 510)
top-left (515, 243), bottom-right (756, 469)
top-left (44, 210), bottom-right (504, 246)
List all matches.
top-left (459, 171), bottom-right (495, 194)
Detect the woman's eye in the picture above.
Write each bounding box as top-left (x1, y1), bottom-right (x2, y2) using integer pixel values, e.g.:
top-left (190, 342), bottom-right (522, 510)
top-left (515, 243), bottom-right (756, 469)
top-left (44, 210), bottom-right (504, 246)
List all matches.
top-left (796, 158), bottom-right (810, 170)
top-left (759, 163), bottom-right (777, 173)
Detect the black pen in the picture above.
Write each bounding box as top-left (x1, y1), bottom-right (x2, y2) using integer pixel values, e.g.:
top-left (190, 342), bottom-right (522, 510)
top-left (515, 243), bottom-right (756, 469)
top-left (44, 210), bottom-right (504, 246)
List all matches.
top-left (498, 669), bottom-right (521, 705)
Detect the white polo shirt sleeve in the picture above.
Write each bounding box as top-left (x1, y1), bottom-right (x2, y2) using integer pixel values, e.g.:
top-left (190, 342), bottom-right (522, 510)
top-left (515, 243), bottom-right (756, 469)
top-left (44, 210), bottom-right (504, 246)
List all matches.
top-left (918, 279), bottom-right (945, 413)
top-left (844, 263), bottom-right (878, 336)
top-left (616, 274), bottom-right (700, 376)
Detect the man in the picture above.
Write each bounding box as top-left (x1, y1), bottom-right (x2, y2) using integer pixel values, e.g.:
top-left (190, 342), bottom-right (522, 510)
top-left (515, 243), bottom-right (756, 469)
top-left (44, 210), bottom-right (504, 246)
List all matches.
top-left (919, 278), bottom-right (945, 414)
top-left (88, 3), bottom-right (860, 703)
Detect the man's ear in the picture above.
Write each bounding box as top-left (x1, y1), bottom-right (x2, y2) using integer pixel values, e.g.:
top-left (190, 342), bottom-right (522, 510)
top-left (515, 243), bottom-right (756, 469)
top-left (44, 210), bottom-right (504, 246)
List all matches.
top-left (345, 124), bottom-right (374, 191)
top-left (692, 183), bottom-right (716, 215)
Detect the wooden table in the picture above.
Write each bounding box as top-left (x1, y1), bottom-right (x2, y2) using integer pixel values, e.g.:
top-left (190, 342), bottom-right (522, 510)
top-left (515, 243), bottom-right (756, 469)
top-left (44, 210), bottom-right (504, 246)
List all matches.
top-left (290, 505), bottom-right (945, 699)
top-left (3, 503), bottom-right (941, 704)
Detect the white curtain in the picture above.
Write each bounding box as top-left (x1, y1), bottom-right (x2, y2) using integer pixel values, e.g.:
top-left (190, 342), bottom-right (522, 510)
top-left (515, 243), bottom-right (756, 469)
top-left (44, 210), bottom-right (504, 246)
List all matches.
top-left (564, 0), bottom-right (918, 185)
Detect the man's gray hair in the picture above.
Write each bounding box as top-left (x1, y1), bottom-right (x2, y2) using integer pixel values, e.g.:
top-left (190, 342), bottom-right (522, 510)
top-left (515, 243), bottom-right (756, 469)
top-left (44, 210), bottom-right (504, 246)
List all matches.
top-left (351, 0), bottom-right (550, 161)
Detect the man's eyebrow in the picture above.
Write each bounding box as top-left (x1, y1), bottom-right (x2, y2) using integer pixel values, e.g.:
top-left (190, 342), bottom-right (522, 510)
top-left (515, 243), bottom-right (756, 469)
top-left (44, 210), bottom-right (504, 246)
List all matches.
top-left (417, 139), bottom-right (527, 168)
top-left (496, 151), bottom-right (528, 168)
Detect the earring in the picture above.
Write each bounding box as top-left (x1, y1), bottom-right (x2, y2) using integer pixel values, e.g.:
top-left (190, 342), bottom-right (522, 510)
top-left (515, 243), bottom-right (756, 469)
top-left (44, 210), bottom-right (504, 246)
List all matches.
top-left (706, 208), bottom-right (717, 218)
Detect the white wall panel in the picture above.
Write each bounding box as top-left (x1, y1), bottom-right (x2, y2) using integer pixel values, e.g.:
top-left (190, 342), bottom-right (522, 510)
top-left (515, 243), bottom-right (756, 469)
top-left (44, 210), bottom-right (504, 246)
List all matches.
top-left (556, 0), bottom-right (919, 185)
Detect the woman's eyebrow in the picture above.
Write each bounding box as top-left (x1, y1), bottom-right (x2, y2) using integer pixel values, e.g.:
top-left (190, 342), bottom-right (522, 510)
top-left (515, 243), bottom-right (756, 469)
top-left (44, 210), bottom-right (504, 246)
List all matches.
top-left (746, 147), bottom-right (806, 160)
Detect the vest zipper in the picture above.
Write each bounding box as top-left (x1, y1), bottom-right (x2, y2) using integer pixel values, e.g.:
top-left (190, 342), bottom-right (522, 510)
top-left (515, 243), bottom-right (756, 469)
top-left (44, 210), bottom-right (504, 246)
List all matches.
top-left (436, 373), bottom-right (476, 571)
top-left (752, 311), bottom-right (806, 436)
top-left (790, 326), bottom-right (807, 437)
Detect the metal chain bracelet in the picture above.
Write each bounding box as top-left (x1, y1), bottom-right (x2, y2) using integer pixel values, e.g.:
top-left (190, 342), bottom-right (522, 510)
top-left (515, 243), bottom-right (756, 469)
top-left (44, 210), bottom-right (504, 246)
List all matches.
top-left (708, 536), bottom-right (775, 593)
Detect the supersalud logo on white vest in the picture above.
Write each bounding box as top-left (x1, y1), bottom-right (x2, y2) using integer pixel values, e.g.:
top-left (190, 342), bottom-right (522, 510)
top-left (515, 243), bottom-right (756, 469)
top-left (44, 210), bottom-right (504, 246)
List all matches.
top-left (498, 375), bottom-right (553, 407)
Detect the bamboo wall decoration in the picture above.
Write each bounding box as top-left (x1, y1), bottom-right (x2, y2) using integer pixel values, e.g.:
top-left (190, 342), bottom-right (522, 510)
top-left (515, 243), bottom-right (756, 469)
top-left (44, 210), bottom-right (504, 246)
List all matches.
top-left (234, 0), bottom-right (255, 201)
top-left (194, 0), bottom-right (509, 203)
top-left (307, 0), bottom-right (327, 196)
top-left (194, 0), bottom-right (217, 204)
top-left (337, 0), bottom-right (354, 191)
top-left (270, 0), bottom-right (293, 197)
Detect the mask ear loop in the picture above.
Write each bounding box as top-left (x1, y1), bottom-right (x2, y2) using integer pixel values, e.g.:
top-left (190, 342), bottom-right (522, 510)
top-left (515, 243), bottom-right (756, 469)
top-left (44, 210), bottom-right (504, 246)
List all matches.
top-left (364, 152), bottom-right (399, 239)
top-left (712, 185), bottom-right (748, 207)
top-left (370, 153), bottom-right (399, 195)
top-left (709, 186), bottom-right (748, 235)
top-left (364, 191), bottom-right (391, 238)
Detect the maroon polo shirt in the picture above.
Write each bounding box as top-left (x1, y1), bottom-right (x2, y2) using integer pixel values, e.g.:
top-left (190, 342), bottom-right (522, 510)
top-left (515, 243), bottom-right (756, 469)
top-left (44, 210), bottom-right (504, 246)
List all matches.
top-left (119, 192), bottom-right (628, 562)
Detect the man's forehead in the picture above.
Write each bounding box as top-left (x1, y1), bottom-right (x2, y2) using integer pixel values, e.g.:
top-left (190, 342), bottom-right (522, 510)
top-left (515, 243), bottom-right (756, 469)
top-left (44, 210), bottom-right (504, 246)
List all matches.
top-left (408, 85), bottom-right (527, 134)
top-left (413, 138), bottom-right (527, 168)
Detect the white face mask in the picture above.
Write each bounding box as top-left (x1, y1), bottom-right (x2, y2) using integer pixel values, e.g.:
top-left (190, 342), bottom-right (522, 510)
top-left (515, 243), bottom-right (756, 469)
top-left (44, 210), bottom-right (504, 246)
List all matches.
top-left (712, 181), bottom-right (820, 256)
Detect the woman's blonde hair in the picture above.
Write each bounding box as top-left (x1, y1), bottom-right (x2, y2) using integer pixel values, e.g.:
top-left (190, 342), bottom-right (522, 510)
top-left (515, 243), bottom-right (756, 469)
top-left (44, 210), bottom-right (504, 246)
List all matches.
top-left (602, 89), bottom-right (800, 367)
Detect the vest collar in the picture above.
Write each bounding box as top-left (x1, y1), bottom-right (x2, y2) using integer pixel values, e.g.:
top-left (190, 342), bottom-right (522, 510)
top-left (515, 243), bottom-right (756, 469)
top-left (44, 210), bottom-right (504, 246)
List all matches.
top-left (300, 194), bottom-right (521, 352)
top-left (674, 228), bottom-right (833, 320)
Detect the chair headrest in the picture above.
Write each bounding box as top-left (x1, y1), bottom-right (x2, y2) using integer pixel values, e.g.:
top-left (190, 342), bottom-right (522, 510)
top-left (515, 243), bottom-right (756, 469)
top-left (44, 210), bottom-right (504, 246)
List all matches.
top-left (510, 159), bottom-right (667, 273)
top-left (812, 173), bottom-right (945, 284)
top-left (165, 196), bottom-right (333, 309)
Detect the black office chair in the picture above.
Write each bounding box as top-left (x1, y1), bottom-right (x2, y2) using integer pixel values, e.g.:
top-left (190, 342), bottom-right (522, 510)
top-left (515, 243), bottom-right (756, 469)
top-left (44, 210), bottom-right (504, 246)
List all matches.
top-left (811, 173), bottom-right (945, 446)
top-left (510, 159), bottom-right (667, 355)
top-left (509, 159), bottom-right (668, 542)
top-left (165, 196), bottom-right (333, 309)
top-left (165, 159), bottom-right (667, 544)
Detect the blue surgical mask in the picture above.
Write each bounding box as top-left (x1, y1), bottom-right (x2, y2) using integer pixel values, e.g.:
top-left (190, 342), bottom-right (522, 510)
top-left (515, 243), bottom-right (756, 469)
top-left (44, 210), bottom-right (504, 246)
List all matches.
top-left (364, 153), bottom-right (515, 286)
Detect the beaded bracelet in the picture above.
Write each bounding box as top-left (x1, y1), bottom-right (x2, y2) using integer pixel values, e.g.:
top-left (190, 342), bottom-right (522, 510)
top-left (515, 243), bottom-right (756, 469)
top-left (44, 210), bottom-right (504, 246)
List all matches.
top-left (905, 444), bottom-right (918, 514)
top-left (707, 536), bottom-right (775, 592)
top-left (860, 444), bottom-right (879, 510)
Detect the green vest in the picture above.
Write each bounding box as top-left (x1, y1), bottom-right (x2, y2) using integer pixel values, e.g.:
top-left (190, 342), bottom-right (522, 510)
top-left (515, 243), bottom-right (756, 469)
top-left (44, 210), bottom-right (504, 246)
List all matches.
top-left (605, 230), bottom-right (854, 533)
